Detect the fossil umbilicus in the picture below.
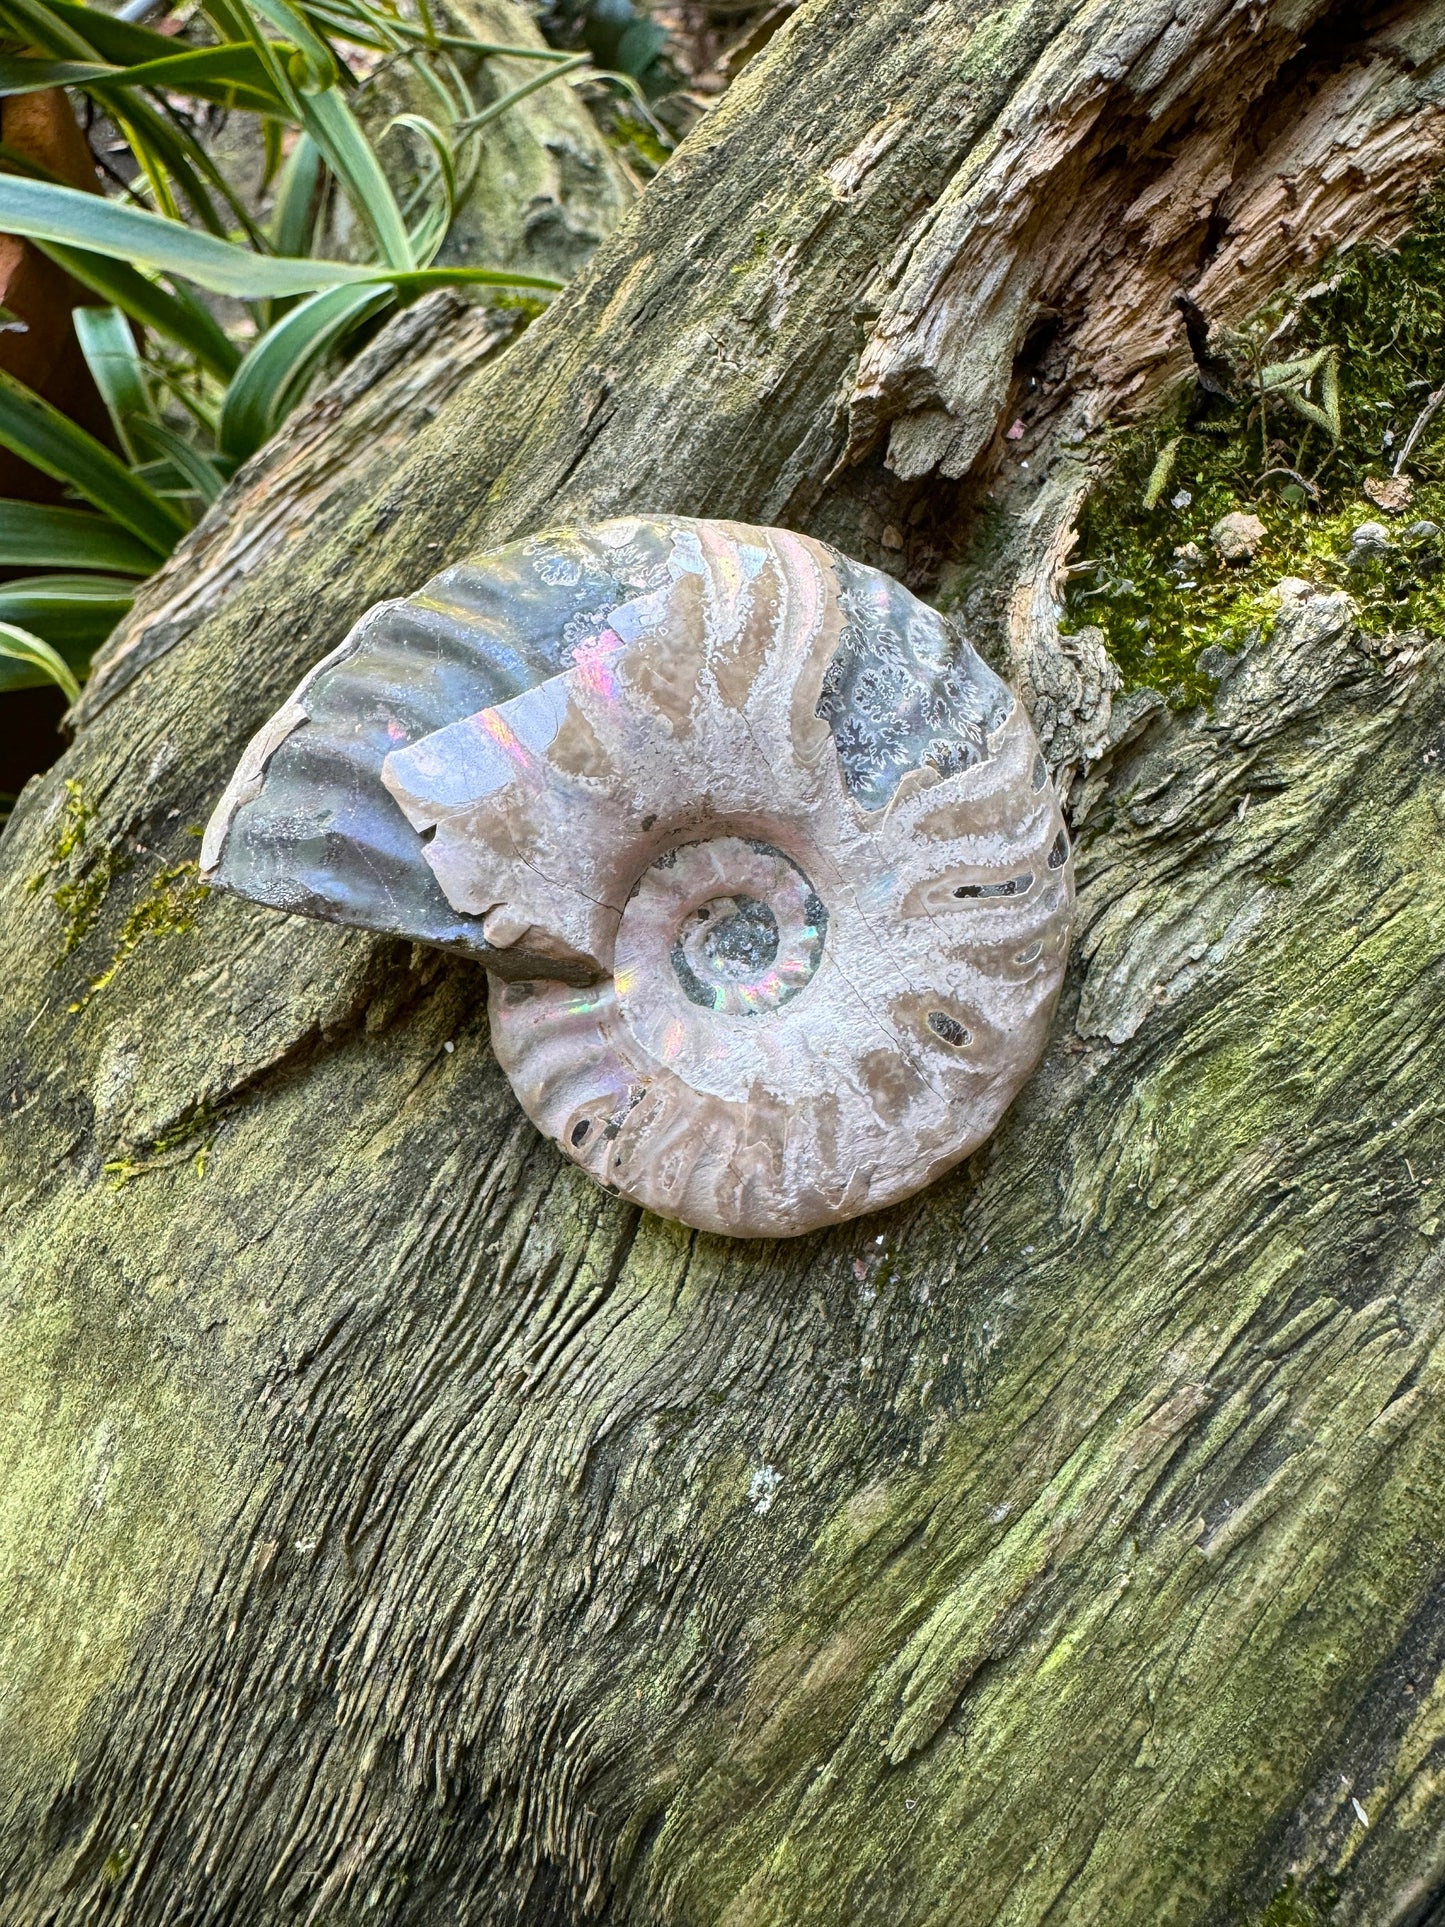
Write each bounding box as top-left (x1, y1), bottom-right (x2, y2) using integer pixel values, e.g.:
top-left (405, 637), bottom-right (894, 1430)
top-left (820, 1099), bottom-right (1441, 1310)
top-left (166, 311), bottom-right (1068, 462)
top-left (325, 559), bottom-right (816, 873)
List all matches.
top-left (203, 517), bottom-right (1073, 1236)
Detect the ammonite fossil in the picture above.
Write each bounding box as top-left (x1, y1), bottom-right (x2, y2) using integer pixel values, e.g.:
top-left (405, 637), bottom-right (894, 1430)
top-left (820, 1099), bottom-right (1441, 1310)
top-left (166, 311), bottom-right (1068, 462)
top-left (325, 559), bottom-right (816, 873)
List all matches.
top-left (203, 516), bottom-right (1073, 1237)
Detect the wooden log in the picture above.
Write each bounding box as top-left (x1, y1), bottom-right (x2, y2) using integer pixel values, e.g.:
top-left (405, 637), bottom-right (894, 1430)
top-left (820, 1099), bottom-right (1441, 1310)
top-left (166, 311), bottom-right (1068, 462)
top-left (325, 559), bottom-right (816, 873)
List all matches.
top-left (3, 2), bottom-right (1445, 1920)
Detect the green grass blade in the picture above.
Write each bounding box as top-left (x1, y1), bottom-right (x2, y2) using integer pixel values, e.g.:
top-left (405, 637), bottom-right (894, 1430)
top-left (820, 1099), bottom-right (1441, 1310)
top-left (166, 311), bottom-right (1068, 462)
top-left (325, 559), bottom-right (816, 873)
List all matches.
top-left (387, 111), bottom-right (455, 266)
top-left (0, 176), bottom-right (375, 298)
top-left (138, 93), bottom-right (276, 249)
top-left (153, 278), bottom-right (247, 382)
top-left (132, 457), bottom-right (188, 491)
top-left (270, 130), bottom-right (323, 257)
top-left (73, 305), bottom-right (150, 462)
top-left (453, 53), bottom-right (589, 137)
top-left (0, 0), bottom-right (234, 232)
top-left (300, 87), bottom-right (415, 270)
top-left (0, 369), bottom-right (185, 553)
top-left (220, 280), bottom-right (393, 460)
top-left (0, 55), bottom-right (112, 92)
top-left (244, 0), bottom-right (338, 89)
top-left (262, 112), bottom-right (285, 191)
top-left (32, 0), bottom-right (181, 63)
top-left (298, 0), bottom-right (403, 51)
top-left (429, 35), bottom-right (580, 58)
top-left (128, 417), bottom-right (227, 503)
top-left (106, 97), bottom-right (229, 238)
top-left (0, 619), bottom-right (81, 700)
top-left (0, 501), bottom-right (155, 572)
top-left (389, 110), bottom-right (456, 208)
top-left (0, 47), bottom-right (281, 110)
top-left (0, 143), bottom-right (243, 377)
top-left (99, 42), bottom-right (284, 104)
top-left (302, 4), bottom-right (577, 59)
top-left (38, 243), bottom-right (242, 381)
top-left (389, 264), bottom-right (563, 292)
top-left (0, 572), bottom-right (135, 646)
top-left (0, 0), bottom-right (96, 60)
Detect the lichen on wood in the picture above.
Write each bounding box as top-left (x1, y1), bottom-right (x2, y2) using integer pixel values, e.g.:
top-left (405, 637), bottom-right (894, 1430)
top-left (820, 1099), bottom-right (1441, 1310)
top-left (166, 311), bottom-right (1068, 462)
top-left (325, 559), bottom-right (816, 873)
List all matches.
top-left (2, 1), bottom-right (1445, 1923)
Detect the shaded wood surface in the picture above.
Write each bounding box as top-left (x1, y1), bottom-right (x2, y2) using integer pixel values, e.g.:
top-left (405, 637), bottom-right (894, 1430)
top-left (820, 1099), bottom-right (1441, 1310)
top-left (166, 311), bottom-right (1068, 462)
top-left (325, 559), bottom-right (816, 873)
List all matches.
top-left (4, 2), bottom-right (1445, 1921)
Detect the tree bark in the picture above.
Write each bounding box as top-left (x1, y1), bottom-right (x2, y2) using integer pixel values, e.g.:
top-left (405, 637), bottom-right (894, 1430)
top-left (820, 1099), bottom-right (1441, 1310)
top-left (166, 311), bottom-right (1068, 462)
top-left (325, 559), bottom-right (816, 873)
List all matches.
top-left (4, 3), bottom-right (1445, 1922)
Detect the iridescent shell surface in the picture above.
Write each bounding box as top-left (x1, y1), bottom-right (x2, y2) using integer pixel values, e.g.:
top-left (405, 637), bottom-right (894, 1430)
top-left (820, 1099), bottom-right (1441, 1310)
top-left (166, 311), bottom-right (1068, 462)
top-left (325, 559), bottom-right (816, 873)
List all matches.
top-left (204, 516), bottom-right (1074, 1237)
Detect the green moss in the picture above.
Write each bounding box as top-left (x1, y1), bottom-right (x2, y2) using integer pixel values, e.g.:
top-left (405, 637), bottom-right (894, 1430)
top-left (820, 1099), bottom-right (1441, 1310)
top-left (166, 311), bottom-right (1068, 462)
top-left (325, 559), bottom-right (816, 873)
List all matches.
top-left (489, 290), bottom-right (550, 323)
top-left (1251, 1877), bottom-right (1340, 1927)
top-left (103, 1101), bottom-right (219, 1189)
top-left (0, 1190), bottom-right (236, 1787)
top-left (731, 229), bottom-right (773, 276)
top-left (599, 102), bottom-right (672, 178)
top-left (25, 779), bottom-right (132, 958)
top-left (71, 860), bottom-right (209, 1013)
top-left (1066, 186), bottom-right (1445, 706)
top-left (40, 779), bottom-right (89, 872)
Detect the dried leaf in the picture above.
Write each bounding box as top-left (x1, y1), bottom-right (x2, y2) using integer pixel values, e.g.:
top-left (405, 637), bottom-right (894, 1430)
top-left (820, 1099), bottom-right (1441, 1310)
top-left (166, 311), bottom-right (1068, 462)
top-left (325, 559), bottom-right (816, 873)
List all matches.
top-left (1364, 474), bottom-right (1415, 514)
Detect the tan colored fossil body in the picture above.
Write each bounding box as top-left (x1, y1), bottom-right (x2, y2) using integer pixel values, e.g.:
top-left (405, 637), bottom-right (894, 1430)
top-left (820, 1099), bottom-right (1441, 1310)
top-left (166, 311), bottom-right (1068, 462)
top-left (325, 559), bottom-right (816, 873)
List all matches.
top-left (204, 516), bottom-right (1072, 1236)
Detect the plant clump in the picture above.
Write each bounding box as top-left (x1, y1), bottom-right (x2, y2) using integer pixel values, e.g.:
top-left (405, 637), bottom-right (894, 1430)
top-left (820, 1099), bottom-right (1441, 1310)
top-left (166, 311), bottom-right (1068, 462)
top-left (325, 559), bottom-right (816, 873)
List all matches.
top-left (1065, 184), bottom-right (1445, 707)
top-left (0, 0), bottom-right (608, 721)
top-left (1250, 1876), bottom-right (1341, 1927)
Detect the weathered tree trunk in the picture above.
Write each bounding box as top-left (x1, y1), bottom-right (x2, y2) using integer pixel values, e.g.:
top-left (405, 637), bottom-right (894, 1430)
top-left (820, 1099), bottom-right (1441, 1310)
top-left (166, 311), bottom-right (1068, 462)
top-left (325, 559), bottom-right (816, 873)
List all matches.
top-left (5, 2), bottom-right (1445, 1921)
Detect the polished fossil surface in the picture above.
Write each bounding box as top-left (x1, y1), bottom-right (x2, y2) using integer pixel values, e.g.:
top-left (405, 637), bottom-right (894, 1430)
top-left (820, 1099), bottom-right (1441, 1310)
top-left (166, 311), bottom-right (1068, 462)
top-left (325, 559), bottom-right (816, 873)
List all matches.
top-left (204, 516), bottom-right (1073, 1237)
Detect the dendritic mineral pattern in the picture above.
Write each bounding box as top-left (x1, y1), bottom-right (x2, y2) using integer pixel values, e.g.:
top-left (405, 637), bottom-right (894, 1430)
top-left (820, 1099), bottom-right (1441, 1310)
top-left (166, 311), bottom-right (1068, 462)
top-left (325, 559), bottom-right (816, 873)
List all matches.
top-left (203, 517), bottom-right (1073, 1236)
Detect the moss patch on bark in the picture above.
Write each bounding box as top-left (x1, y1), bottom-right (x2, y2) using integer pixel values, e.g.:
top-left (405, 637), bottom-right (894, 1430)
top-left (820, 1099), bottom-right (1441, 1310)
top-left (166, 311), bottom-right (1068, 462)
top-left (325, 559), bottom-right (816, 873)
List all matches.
top-left (1065, 187), bottom-right (1445, 706)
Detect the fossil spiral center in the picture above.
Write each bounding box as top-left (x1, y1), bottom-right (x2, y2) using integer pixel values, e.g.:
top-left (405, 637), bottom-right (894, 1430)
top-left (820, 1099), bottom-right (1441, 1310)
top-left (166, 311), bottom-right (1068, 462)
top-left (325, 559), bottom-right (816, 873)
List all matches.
top-left (620, 837), bottom-right (828, 1019)
top-left (681, 895), bottom-right (780, 984)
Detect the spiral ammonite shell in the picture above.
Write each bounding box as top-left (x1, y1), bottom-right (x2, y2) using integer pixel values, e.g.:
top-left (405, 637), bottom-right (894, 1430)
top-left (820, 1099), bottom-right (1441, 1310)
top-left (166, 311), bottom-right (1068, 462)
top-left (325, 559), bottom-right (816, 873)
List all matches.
top-left (203, 516), bottom-right (1073, 1237)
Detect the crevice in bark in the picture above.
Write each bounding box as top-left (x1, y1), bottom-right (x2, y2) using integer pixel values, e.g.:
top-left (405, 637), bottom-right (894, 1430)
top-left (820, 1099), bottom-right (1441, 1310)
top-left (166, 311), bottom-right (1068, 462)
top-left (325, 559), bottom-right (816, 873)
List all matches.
top-left (851, 0), bottom-right (1445, 491)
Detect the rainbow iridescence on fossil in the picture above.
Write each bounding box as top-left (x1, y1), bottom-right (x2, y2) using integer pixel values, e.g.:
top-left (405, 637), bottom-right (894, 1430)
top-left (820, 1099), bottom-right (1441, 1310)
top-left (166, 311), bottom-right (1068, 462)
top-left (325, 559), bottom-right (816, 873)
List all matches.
top-left (203, 516), bottom-right (1074, 1238)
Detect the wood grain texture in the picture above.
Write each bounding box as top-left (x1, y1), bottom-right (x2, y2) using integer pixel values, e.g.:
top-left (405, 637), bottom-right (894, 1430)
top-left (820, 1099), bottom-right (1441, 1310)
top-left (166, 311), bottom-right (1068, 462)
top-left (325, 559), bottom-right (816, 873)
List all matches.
top-left (2, 1), bottom-right (1445, 1921)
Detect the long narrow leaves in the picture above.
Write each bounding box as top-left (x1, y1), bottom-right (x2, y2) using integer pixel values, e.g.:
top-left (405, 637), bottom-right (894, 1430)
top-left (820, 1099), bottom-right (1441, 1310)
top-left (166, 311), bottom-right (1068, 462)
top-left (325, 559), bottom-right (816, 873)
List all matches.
top-left (0, 620), bottom-right (81, 700)
top-left (387, 111), bottom-right (456, 264)
top-left (74, 305), bottom-right (151, 461)
top-left (270, 130), bottom-right (323, 257)
top-left (297, 87), bottom-right (416, 269)
top-left (6, 179), bottom-right (562, 295)
top-left (234, 0), bottom-right (339, 88)
top-left (0, 0), bottom-right (589, 731)
top-left (41, 243), bottom-right (242, 381)
top-left (37, 0), bottom-right (185, 64)
top-left (454, 53), bottom-right (590, 137)
top-left (0, 175), bottom-right (383, 296)
top-left (220, 280), bottom-right (393, 459)
top-left (303, 0), bottom-right (577, 59)
top-left (0, 0), bottom-right (270, 240)
top-left (0, 0), bottom-right (96, 61)
top-left (0, 573), bottom-right (136, 646)
top-left (0, 503), bottom-right (155, 573)
top-left (129, 417), bottom-right (228, 502)
top-left (385, 264), bottom-right (562, 291)
top-left (0, 48), bottom-right (283, 112)
top-left (0, 370), bottom-right (185, 553)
